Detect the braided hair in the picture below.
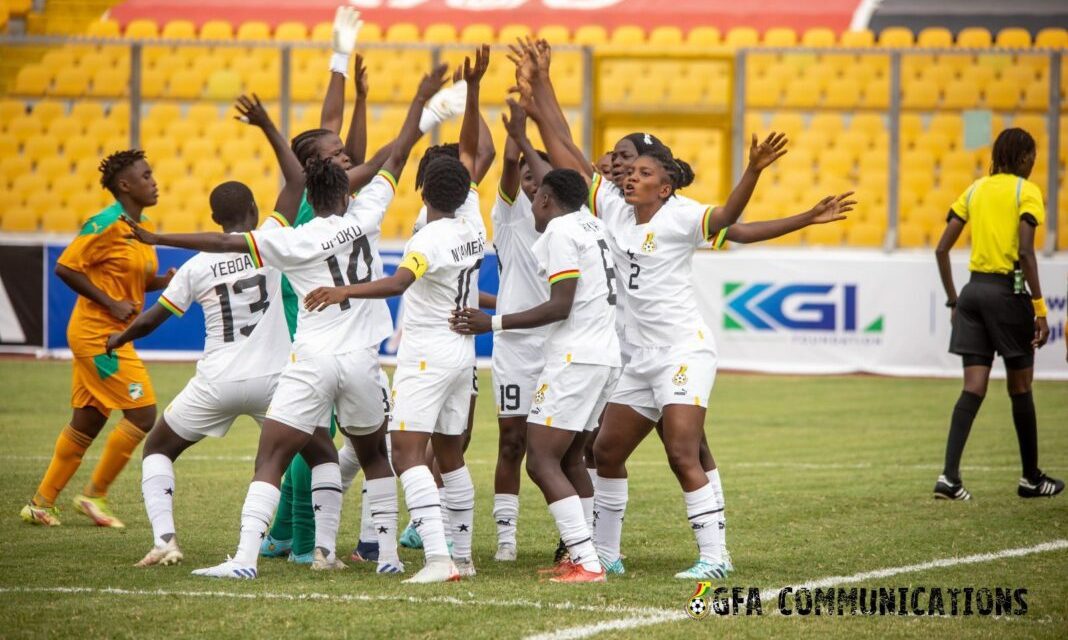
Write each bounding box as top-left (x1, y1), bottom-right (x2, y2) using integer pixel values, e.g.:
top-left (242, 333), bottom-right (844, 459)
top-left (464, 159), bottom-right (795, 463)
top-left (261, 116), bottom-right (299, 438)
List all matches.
top-left (421, 156), bottom-right (471, 214)
top-left (638, 146), bottom-right (695, 195)
top-left (304, 156), bottom-right (350, 215)
top-left (99, 149), bottom-right (147, 194)
top-left (415, 143), bottom-right (459, 190)
top-left (990, 128), bottom-right (1036, 178)
top-left (290, 128), bottom-right (332, 167)
top-left (540, 169), bottom-right (589, 212)
top-left (622, 132), bottom-right (666, 156)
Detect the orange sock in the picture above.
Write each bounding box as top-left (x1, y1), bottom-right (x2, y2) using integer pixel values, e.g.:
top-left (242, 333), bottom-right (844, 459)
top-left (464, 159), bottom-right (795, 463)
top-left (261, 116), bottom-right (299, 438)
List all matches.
top-left (84, 419), bottom-right (147, 498)
top-left (33, 426), bottom-right (93, 507)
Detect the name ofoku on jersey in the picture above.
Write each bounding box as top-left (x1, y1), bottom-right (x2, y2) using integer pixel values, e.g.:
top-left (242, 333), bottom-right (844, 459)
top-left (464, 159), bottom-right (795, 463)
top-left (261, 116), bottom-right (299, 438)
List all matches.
top-left (320, 224), bottom-right (365, 251)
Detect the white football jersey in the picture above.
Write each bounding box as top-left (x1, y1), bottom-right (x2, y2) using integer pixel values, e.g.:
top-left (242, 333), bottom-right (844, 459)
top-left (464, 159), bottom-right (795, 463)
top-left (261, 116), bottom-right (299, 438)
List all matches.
top-left (245, 172), bottom-right (396, 357)
top-left (413, 183), bottom-right (484, 234)
top-left (159, 218), bottom-right (289, 382)
top-left (589, 173), bottom-right (727, 348)
top-left (531, 210), bottom-right (621, 366)
top-left (491, 187), bottom-right (548, 338)
top-left (398, 215), bottom-right (485, 369)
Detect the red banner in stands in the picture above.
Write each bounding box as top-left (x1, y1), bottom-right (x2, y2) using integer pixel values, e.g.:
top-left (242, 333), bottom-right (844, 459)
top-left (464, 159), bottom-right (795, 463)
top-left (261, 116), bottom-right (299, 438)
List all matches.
top-left (109, 0), bottom-right (857, 34)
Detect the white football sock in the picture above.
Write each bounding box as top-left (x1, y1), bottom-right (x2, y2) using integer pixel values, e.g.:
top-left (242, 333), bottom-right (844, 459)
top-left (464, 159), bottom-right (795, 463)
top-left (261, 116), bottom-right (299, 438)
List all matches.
top-left (706, 468), bottom-right (727, 554)
top-left (234, 481), bottom-right (280, 567)
top-left (592, 476), bottom-right (627, 563)
top-left (493, 493), bottom-right (519, 547)
top-left (442, 466), bottom-right (475, 560)
top-left (399, 466), bottom-right (448, 559)
top-left (580, 496), bottom-right (594, 533)
top-left (310, 463), bottom-right (343, 559)
top-left (549, 496), bottom-right (600, 573)
top-left (438, 486), bottom-right (453, 544)
top-left (359, 479), bottom-right (376, 544)
top-left (684, 481), bottom-right (723, 565)
top-left (339, 442), bottom-right (361, 493)
top-left (365, 476), bottom-right (399, 561)
top-left (142, 453), bottom-right (176, 547)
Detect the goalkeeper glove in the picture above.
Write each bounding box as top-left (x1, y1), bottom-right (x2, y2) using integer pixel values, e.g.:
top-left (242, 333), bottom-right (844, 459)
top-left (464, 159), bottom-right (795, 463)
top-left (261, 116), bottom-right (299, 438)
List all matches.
top-left (329, 6), bottom-right (363, 76)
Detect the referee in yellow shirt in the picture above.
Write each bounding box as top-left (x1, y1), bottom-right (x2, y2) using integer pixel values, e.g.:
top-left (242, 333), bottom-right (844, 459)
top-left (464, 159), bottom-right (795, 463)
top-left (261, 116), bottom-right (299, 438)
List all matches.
top-left (933, 128), bottom-right (1062, 500)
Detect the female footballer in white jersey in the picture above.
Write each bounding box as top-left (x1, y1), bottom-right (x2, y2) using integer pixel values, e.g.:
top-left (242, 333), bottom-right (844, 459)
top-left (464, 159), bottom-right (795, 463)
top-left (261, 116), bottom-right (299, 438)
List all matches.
top-left (124, 65), bottom-right (448, 579)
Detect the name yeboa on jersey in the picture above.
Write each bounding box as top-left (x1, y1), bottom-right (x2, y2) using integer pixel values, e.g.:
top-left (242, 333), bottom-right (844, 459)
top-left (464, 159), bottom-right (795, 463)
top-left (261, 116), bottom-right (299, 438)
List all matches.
top-left (588, 173), bottom-right (727, 348)
top-left (532, 211), bottom-right (621, 366)
top-left (398, 203), bottom-right (486, 370)
top-left (243, 171), bottom-right (397, 357)
top-left (159, 214), bottom-right (291, 382)
top-left (492, 187), bottom-right (549, 337)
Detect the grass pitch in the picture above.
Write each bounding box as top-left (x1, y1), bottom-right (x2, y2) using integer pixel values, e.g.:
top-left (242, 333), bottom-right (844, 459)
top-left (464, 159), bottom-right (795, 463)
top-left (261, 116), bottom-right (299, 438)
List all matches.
top-left (0, 360), bottom-right (1065, 639)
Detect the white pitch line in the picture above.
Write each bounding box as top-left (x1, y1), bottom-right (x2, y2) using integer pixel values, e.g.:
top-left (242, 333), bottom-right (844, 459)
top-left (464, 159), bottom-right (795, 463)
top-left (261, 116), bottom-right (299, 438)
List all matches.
top-left (0, 586), bottom-right (666, 618)
top-left (525, 539), bottom-right (1068, 640)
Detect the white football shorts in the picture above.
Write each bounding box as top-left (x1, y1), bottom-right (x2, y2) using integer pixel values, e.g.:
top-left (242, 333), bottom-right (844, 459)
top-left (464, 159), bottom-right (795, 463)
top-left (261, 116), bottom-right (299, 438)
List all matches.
top-left (267, 346), bottom-right (386, 435)
top-left (389, 364), bottom-right (472, 436)
top-left (609, 330), bottom-right (718, 421)
top-left (527, 360), bottom-right (621, 432)
top-left (165, 372), bottom-right (279, 442)
top-left (491, 332), bottom-right (546, 417)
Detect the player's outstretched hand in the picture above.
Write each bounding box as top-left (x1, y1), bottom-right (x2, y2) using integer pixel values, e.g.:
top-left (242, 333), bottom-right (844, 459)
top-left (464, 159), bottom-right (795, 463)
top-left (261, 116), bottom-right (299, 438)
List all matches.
top-left (121, 214), bottom-right (158, 245)
top-left (501, 98), bottom-right (527, 140)
top-left (105, 332), bottom-right (123, 356)
top-left (234, 94), bottom-right (272, 129)
top-left (809, 192), bottom-right (855, 224)
top-left (331, 6), bottom-right (363, 57)
top-left (747, 132), bottom-right (788, 172)
top-left (417, 64), bottom-right (450, 101)
top-left (1033, 316), bottom-right (1050, 349)
top-left (354, 54), bottom-right (369, 98)
top-left (462, 44), bottom-right (491, 85)
top-left (304, 286), bottom-right (348, 312)
top-left (450, 307), bottom-right (492, 334)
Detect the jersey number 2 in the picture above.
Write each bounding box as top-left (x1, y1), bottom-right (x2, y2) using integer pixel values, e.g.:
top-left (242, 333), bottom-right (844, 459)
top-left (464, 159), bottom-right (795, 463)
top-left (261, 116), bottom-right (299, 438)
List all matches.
top-left (325, 236), bottom-right (374, 310)
top-left (214, 274), bottom-right (269, 343)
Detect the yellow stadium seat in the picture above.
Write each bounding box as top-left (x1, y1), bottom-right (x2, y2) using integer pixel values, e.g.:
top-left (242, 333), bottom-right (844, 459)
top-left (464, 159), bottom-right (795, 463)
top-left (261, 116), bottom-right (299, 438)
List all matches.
top-left (984, 80), bottom-right (1021, 110)
top-left (879, 27), bottom-right (913, 47)
top-left (687, 26), bottom-right (721, 47)
top-left (844, 223), bottom-right (883, 247)
top-left (85, 19), bottom-right (121, 38)
top-left (644, 26), bottom-right (679, 46)
top-left (192, 160), bottom-right (225, 185)
top-left (609, 25), bottom-right (644, 46)
top-left (960, 64), bottom-right (995, 90)
top-left (423, 23), bottom-right (457, 43)
top-left (917, 27), bottom-right (953, 47)
top-left (0, 134), bottom-right (16, 158)
top-left (1020, 82), bottom-right (1049, 110)
top-left (13, 172), bottom-right (48, 202)
top-left (840, 30), bottom-right (874, 47)
top-left (89, 68), bottom-right (128, 97)
top-left (929, 113), bottom-right (964, 141)
top-left (125, 19), bottom-right (159, 39)
top-left (940, 150), bottom-right (974, 174)
top-left (461, 23), bottom-right (495, 44)
top-left (47, 116), bottom-right (83, 140)
top-left (23, 136), bottom-right (59, 163)
top-left (63, 136), bottom-right (99, 161)
top-left (800, 28), bottom-right (834, 47)
top-left (237, 21), bottom-right (271, 41)
top-left (204, 69), bottom-right (241, 100)
top-left (161, 20), bottom-right (196, 40)
top-left (1, 156), bottom-right (32, 187)
top-left (901, 79), bottom-right (939, 109)
top-left (40, 48), bottom-right (78, 73)
top-left (494, 24), bottom-right (529, 44)
top-left (50, 68), bottom-right (89, 97)
top-left (996, 28), bottom-right (1031, 48)
top-left (309, 22), bottom-right (332, 42)
top-left (41, 200), bottom-right (84, 232)
top-left (385, 23), bottom-right (419, 42)
top-left (782, 78), bottom-right (819, 107)
top-left (185, 102), bottom-right (220, 130)
top-left (165, 70), bottom-right (203, 99)
top-left (804, 223), bottom-right (844, 246)
top-left (859, 78), bottom-right (889, 108)
top-left (897, 222), bottom-right (928, 247)
top-left (956, 27), bottom-right (992, 48)
top-left (0, 99), bottom-right (26, 124)
top-left (14, 65), bottom-right (50, 95)
top-left (247, 71), bottom-right (280, 100)
top-left (941, 79), bottom-right (980, 108)
top-left (273, 21), bottom-right (307, 41)
top-left (763, 27), bottom-right (797, 47)
top-left (745, 76), bottom-right (782, 107)
top-left (180, 138), bottom-right (217, 162)
top-left (31, 100), bottom-right (65, 126)
top-left (7, 115), bottom-right (44, 146)
top-left (200, 20), bottom-right (233, 40)
top-left (822, 82), bottom-right (858, 108)
top-left (725, 27), bottom-right (758, 48)
top-left (2, 205), bottom-right (38, 232)
top-left (573, 25), bottom-right (607, 45)
top-left (536, 25), bottom-right (570, 44)
top-left (1035, 27), bottom-right (1068, 48)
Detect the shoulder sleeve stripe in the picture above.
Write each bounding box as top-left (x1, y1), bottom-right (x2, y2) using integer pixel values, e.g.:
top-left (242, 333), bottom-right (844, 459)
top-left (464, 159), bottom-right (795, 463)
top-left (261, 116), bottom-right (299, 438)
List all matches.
top-left (701, 206), bottom-right (716, 240)
top-left (470, 181), bottom-right (479, 194)
top-left (268, 211), bottom-right (290, 228)
top-left (378, 169), bottom-right (398, 193)
top-left (548, 269), bottom-right (580, 284)
top-left (244, 232), bottom-right (263, 268)
top-left (711, 225), bottom-right (729, 249)
top-left (497, 182), bottom-right (516, 206)
top-left (158, 295), bottom-right (185, 318)
top-left (588, 174), bottom-right (602, 218)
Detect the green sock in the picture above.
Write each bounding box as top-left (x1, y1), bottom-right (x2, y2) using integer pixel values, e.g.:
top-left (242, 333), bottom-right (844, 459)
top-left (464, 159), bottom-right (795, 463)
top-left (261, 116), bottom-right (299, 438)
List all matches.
top-left (269, 468), bottom-right (295, 541)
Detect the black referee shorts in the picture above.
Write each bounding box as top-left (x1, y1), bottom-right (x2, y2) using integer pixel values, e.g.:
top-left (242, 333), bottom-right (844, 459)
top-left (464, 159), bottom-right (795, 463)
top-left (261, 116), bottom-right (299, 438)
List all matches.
top-left (950, 272), bottom-right (1035, 369)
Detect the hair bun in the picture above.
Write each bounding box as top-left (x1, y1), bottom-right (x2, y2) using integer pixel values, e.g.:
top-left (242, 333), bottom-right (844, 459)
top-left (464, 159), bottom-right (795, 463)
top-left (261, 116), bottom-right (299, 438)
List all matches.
top-left (673, 158), bottom-right (695, 190)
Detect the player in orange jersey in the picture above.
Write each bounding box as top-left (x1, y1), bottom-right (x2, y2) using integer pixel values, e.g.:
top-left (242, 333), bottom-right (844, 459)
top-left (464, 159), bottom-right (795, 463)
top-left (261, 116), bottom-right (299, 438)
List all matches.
top-left (20, 150), bottom-right (174, 529)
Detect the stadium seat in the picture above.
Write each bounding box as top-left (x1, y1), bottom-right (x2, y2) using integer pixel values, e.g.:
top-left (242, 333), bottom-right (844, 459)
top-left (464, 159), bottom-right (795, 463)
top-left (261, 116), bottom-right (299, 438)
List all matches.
top-left (423, 23), bottom-right (457, 43)
top-left (536, 25), bottom-right (571, 44)
top-left (725, 27), bottom-right (759, 48)
top-left (941, 79), bottom-right (981, 109)
top-left (801, 28), bottom-right (835, 48)
top-left (763, 28), bottom-right (797, 47)
top-left (200, 20), bottom-right (233, 40)
top-left (50, 68), bottom-right (89, 97)
top-left (1020, 82), bottom-right (1049, 110)
top-left (125, 19), bottom-right (159, 39)
top-left (917, 27), bottom-right (953, 47)
top-left (840, 30), bottom-right (874, 47)
top-left (648, 26), bottom-right (682, 46)
top-left (86, 19), bottom-right (121, 38)
top-left (897, 222), bottom-right (928, 248)
top-left (89, 68), bottom-right (129, 97)
top-left (47, 115), bottom-right (83, 140)
top-left (0, 134), bottom-right (16, 158)
top-left (984, 80), bottom-right (1021, 110)
top-left (237, 21), bottom-right (272, 41)
top-left (461, 24), bottom-right (495, 44)
top-left (0, 98), bottom-right (26, 124)
top-left (204, 69), bottom-right (242, 100)
top-left (385, 23), bottom-right (419, 42)
top-left (804, 223), bottom-right (844, 246)
top-left (498, 24), bottom-right (533, 44)
top-left (1, 156), bottom-right (33, 187)
top-left (956, 27), bottom-right (992, 48)
top-left (878, 27), bottom-right (913, 47)
top-left (901, 79), bottom-right (939, 109)
top-left (14, 65), bottom-right (51, 95)
top-left (31, 100), bottom-right (65, 126)
top-left (782, 78), bottom-right (819, 107)
top-left (165, 69), bottom-right (203, 99)
top-left (572, 25), bottom-right (607, 45)
top-left (996, 28), bottom-right (1031, 48)
top-left (845, 223), bottom-right (884, 247)
top-left (2, 205), bottom-right (38, 232)
top-left (275, 21), bottom-right (308, 41)
top-left (161, 20), bottom-right (196, 40)
top-left (1035, 28), bottom-right (1068, 48)
top-left (687, 26), bottom-right (721, 47)
top-left (745, 76), bottom-right (782, 108)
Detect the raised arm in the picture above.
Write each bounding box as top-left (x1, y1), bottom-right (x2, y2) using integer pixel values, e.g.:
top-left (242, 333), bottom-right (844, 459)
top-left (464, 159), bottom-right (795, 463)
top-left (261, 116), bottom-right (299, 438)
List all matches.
top-left (450, 279), bottom-right (576, 334)
top-left (321, 6), bottom-right (363, 133)
top-left (235, 94), bottom-right (305, 223)
top-left (1018, 219), bottom-right (1049, 348)
top-left (304, 269), bottom-right (417, 311)
top-left (345, 55), bottom-right (369, 165)
top-left (380, 64), bottom-right (449, 180)
top-left (123, 216), bottom-right (248, 254)
top-left (105, 304), bottom-right (171, 355)
top-left (725, 192), bottom-right (853, 244)
top-left (473, 110), bottom-right (497, 185)
top-left (499, 133), bottom-right (522, 202)
top-left (705, 132), bottom-right (788, 234)
top-left (502, 99), bottom-right (552, 187)
top-left (459, 45), bottom-right (490, 179)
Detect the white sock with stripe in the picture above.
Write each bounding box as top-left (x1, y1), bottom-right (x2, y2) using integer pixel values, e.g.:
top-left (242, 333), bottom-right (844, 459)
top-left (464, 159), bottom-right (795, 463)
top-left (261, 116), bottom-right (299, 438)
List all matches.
top-left (592, 476), bottom-right (627, 563)
top-left (442, 466), bottom-right (475, 560)
top-left (549, 495), bottom-right (600, 573)
top-left (365, 476), bottom-right (399, 563)
top-left (142, 453), bottom-right (176, 547)
top-left (310, 463), bottom-right (343, 560)
top-left (234, 481), bottom-right (280, 567)
top-left (706, 468), bottom-right (727, 557)
top-left (493, 493), bottom-right (519, 548)
top-left (684, 481), bottom-right (723, 564)
top-left (400, 466), bottom-right (449, 559)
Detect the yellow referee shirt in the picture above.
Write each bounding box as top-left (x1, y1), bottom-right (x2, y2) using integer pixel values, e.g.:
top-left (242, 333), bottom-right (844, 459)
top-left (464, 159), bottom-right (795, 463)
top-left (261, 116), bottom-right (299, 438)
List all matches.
top-left (950, 174), bottom-right (1046, 274)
